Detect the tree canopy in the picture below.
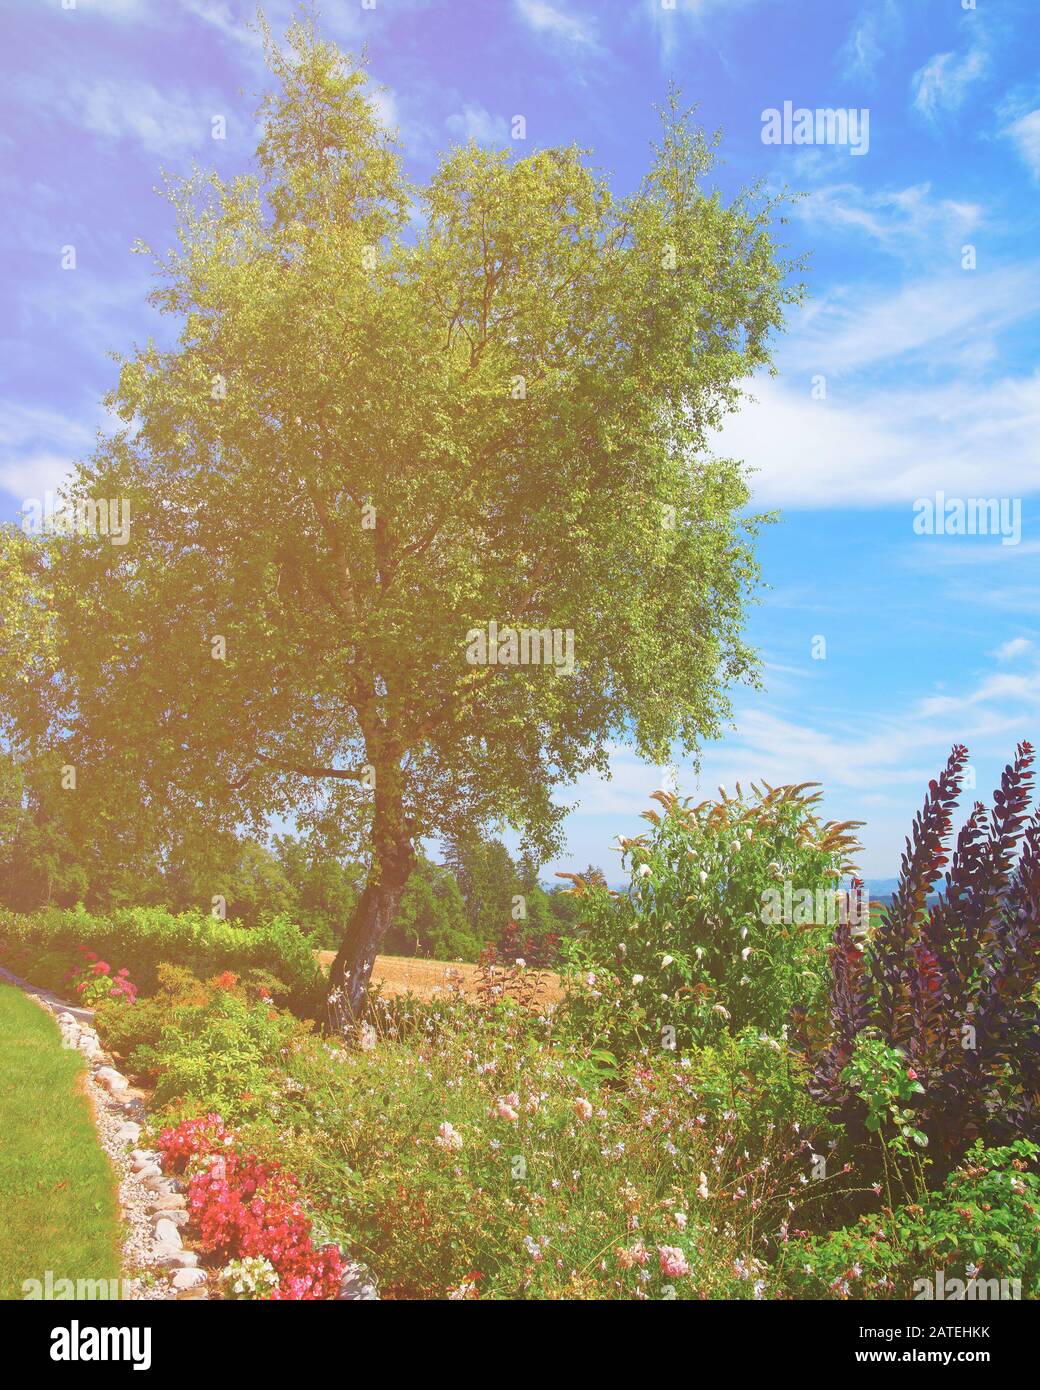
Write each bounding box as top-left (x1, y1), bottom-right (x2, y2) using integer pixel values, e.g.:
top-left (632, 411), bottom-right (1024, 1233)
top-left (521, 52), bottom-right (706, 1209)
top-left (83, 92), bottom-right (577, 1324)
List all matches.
top-left (0, 18), bottom-right (799, 1015)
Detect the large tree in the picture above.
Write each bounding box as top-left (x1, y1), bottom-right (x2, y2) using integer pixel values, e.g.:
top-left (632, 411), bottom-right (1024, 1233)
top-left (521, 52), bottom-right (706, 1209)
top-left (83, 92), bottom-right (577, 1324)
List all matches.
top-left (2, 20), bottom-right (798, 1017)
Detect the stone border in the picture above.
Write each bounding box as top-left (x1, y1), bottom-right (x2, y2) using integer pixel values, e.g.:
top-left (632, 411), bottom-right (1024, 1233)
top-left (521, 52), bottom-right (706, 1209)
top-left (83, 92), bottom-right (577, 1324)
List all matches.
top-left (0, 964), bottom-right (206, 1300)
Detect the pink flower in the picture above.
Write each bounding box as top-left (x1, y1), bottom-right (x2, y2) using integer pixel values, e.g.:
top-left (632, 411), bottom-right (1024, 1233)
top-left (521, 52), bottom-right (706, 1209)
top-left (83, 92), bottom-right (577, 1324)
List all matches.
top-left (906, 1068), bottom-right (918, 1081)
top-left (435, 1122), bottom-right (463, 1152)
top-left (496, 1099), bottom-right (519, 1123)
top-left (658, 1245), bottom-right (690, 1278)
top-left (573, 1098), bottom-right (593, 1121)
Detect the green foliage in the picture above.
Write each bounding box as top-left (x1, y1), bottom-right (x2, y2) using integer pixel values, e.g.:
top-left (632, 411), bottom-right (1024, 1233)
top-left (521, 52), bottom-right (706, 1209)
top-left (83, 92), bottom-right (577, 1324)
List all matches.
top-left (0, 19), bottom-right (799, 1003)
top-left (0, 906), bottom-right (324, 1016)
top-left (782, 1141), bottom-right (1040, 1299)
top-left (842, 1040), bottom-right (928, 1154)
top-left (561, 784), bottom-right (861, 1052)
top-left (234, 996), bottom-right (839, 1300)
top-left (132, 985), bottom-right (310, 1125)
top-left (385, 854), bottom-right (480, 960)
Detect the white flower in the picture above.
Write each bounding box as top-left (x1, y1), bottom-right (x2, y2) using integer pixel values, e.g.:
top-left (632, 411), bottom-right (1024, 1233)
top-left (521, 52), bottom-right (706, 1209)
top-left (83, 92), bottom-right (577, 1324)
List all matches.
top-left (661, 955), bottom-right (674, 968)
top-left (741, 946), bottom-right (752, 960)
top-left (632, 974), bottom-right (644, 986)
top-left (699, 870), bottom-right (708, 885)
top-left (697, 1173), bottom-right (710, 1200)
top-left (637, 863), bottom-right (652, 878)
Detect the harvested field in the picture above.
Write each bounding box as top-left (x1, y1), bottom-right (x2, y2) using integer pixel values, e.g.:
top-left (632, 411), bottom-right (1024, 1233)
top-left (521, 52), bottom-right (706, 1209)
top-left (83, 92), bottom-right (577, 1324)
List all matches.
top-left (316, 951), bottom-right (565, 1006)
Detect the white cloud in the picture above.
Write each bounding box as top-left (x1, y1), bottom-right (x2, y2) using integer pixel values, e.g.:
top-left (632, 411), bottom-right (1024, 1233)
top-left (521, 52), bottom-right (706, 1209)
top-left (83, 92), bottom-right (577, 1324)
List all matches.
top-left (0, 403), bottom-right (98, 502)
top-left (642, 0), bottom-right (769, 63)
top-left (514, 0), bottom-right (600, 50)
top-left (994, 637), bottom-right (1033, 662)
top-left (840, 1), bottom-right (901, 84)
top-left (714, 369), bottom-right (1040, 509)
top-left (446, 105), bottom-right (510, 147)
top-left (912, 46), bottom-right (988, 121)
top-left (784, 265), bottom-right (1040, 376)
top-left (16, 73), bottom-right (232, 159)
top-left (1004, 108), bottom-right (1040, 179)
top-left (795, 182), bottom-right (982, 254)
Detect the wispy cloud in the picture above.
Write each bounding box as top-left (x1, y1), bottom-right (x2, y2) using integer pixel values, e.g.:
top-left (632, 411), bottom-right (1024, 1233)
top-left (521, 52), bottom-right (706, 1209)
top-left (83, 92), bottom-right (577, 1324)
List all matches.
top-left (795, 182), bottom-right (982, 255)
top-left (715, 367), bottom-right (1040, 508)
top-left (642, 0), bottom-right (770, 65)
top-left (445, 104), bottom-right (510, 147)
top-left (912, 45), bottom-right (988, 122)
top-left (784, 264), bottom-right (1040, 376)
top-left (514, 0), bottom-right (600, 52)
top-left (840, 0), bottom-right (901, 84)
top-left (16, 72), bottom-right (236, 159)
top-left (1004, 108), bottom-right (1040, 179)
top-left (0, 402), bottom-right (102, 501)
top-left (994, 637), bottom-right (1033, 662)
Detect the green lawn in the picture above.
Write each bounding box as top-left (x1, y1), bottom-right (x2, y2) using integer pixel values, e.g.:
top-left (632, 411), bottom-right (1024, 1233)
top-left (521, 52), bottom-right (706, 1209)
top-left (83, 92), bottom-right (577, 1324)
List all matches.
top-left (0, 983), bottom-right (122, 1298)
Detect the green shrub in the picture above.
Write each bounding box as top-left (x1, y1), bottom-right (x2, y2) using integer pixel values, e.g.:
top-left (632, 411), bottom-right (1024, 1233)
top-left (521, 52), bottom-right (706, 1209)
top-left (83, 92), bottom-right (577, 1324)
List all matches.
top-left (559, 784), bottom-right (861, 1053)
top-left (0, 906), bottom-right (324, 1016)
top-left (130, 983), bottom-right (312, 1125)
top-left (780, 1140), bottom-right (1040, 1299)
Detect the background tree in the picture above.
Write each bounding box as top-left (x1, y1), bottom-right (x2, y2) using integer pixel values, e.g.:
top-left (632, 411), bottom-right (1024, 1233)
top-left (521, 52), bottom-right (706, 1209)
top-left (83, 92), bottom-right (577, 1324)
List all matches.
top-left (3, 19), bottom-right (798, 1016)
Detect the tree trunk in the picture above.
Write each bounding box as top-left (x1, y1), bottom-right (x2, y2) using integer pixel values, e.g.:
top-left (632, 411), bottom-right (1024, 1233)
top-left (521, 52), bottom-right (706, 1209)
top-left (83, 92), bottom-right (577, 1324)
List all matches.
top-left (327, 774), bottom-right (414, 1025)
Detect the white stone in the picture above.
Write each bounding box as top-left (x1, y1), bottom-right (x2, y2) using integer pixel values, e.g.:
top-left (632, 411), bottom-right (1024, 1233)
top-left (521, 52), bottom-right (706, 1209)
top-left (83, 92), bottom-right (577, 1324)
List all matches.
top-left (115, 1122), bottom-right (142, 1145)
top-left (153, 1219), bottom-right (183, 1248)
top-left (152, 1246), bottom-right (198, 1268)
top-left (97, 1067), bottom-right (128, 1095)
top-left (146, 1194), bottom-right (186, 1213)
top-left (170, 1268), bottom-right (207, 1290)
top-left (152, 1207), bottom-right (189, 1228)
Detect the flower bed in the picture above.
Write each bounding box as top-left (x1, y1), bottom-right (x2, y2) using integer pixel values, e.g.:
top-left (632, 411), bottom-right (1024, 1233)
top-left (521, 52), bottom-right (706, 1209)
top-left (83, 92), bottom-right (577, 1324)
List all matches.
top-left (157, 1115), bottom-right (345, 1300)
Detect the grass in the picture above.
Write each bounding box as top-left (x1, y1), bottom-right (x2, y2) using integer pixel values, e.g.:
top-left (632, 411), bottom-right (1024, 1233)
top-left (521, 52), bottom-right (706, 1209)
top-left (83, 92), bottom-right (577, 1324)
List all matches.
top-left (0, 983), bottom-right (122, 1298)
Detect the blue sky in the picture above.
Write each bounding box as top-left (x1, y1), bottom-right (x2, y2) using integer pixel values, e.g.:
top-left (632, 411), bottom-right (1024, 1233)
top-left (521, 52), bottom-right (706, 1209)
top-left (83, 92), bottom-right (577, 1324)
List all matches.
top-left (3, 0), bottom-right (1040, 884)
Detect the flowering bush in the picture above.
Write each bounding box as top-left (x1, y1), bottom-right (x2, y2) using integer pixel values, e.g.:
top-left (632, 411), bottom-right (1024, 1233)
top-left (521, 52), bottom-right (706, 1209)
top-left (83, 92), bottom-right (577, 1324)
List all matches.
top-left (560, 784), bottom-right (861, 1054)
top-left (156, 1113), bottom-right (235, 1172)
top-left (131, 985), bottom-right (312, 1122)
top-left (239, 993), bottom-right (847, 1300)
top-left (779, 1140), bottom-right (1040, 1299)
top-left (797, 744), bottom-right (1040, 1174)
top-left (66, 946), bottom-right (138, 1006)
top-left (157, 1116), bottom-right (345, 1300)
